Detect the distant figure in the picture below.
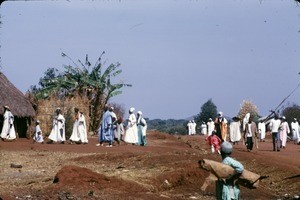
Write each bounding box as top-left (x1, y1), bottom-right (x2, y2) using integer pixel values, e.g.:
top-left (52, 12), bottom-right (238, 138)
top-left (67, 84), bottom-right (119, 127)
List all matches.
top-left (279, 116), bottom-right (290, 149)
top-left (269, 114), bottom-right (281, 151)
top-left (242, 113), bottom-right (250, 133)
top-left (191, 120), bottom-right (197, 135)
top-left (206, 130), bottom-right (222, 154)
top-left (229, 117), bottom-right (241, 145)
top-left (243, 117), bottom-right (258, 152)
top-left (137, 111), bottom-right (147, 146)
top-left (214, 112), bottom-right (228, 141)
top-left (48, 108), bottom-right (66, 144)
top-left (291, 118), bottom-right (300, 145)
top-left (207, 118), bottom-right (215, 136)
top-left (69, 108), bottom-right (88, 144)
top-left (124, 107), bottom-right (138, 144)
top-left (33, 120), bottom-right (44, 143)
top-left (187, 121), bottom-right (193, 135)
top-left (1, 106), bottom-right (16, 141)
top-left (114, 116), bottom-right (124, 144)
top-left (200, 121), bottom-right (207, 135)
top-left (216, 142), bottom-right (244, 200)
top-left (96, 105), bottom-right (115, 147)
top-left (258, 120), bottom-right (266, 142)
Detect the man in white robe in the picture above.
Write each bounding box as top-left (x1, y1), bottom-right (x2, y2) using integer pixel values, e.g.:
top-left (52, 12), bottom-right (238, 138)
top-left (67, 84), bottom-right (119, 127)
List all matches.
top-left (191, 120), bottom-right (197, 135)
top-left (70, 108), bottom-right (88, 144)
top-left (258, 120), bottom-right (266, 142)
top-left (33, 120), bottom-right (44, 143)
top-left (1, 106), bottom-right (16, 140)
top-left (124, 107), bottom-right (138, 144)
top-left (187, 121), bottom-right (192, 135)
top-left (229, 117), bottom-right (241, 145)
top-left (200, 121), bottom-right (207, 135)
top-left (47, 108), bottom-right (66, 144)
top-left (291, 118), bottom-right (300, 144)
top-left (207, 118), bottom-right (215, 136)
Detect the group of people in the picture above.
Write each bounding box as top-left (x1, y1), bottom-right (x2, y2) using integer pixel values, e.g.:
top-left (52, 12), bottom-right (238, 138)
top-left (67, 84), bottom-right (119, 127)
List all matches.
top-left (97, 105), bottom-right (147, 147)
top-left (187, 120), bottom-right (197, 135)
top-left (201, 111), bottom-right (300, 155)
top-left (1, 105), bottom-right (148, 148)
top-left (96, 105), bottom-right (147, 147)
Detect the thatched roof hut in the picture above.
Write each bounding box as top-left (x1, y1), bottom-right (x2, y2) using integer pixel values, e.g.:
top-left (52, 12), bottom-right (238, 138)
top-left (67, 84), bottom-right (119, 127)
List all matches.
top-left (0, 72), bottom-right (35, 137)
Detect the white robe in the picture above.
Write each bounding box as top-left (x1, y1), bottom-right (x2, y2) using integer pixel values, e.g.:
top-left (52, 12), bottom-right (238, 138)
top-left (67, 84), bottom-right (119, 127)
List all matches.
top-left (207, 121), bottom-right (215, 136)
top-left (258, 122), bottom-right (266, 140)
top-left (1, 110), bottom-right (16, 140)
top-left (124, 113), bottom-right (138, 144)
top-left (191, 122), bottom-right (197, 135)
top-left (229, 121), bottom-right (241, 142)
top-left (33, 125), bottom-right (44, 143)
top-left (69, 113), bottom-right (88, 143)
top-left (200, 123), bottom-right (207, 135)
top-left (243, 113), bottom-right (250, 132)
top-left (78, 113), bottom-right (88, 143)
top-left (187, 122), bottom-right (192, 135)
top-left (48, 114), bottom-right (65, 142)
top-left (291, 121), bottom-right (300, 143)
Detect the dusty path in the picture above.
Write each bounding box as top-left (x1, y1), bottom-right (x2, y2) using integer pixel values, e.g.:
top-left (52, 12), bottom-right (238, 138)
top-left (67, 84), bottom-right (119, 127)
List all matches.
top-left (0, 131), bottom-right (299, 200)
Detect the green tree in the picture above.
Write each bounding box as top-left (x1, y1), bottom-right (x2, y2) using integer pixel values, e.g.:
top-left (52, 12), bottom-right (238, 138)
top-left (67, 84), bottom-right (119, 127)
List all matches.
top-left (196, 99), bottom-right (218, 125)
top-left (280, 103), bottom-right (300, 123)
top-left (30, 52), bottom-right (131, 131)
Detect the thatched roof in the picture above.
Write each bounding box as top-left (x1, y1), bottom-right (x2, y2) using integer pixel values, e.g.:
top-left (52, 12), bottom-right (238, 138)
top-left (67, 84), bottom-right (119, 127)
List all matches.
top-left (0, 72), bottom-right (35, 117)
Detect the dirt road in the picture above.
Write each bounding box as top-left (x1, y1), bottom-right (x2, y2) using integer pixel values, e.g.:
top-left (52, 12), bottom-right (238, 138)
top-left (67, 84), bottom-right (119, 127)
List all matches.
top-left (0, 131), bottom-right (299, 200)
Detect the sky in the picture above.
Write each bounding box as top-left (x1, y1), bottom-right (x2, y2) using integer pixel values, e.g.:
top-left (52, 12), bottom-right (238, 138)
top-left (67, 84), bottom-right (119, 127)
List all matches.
top-left (1, 0), bottom-right (300, 120)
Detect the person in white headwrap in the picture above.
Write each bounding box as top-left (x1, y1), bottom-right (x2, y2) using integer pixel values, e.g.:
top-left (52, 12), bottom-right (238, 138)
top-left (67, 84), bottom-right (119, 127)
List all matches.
top-left (191, 120), bottom-right (197, 135)
top-left (200, 121), bottom-right (207, 135)
top-left (1, 106), bottom-right (16, 140)
top-left (258, 120), bottom-right (266, 142)
top-left (207, 118), bottom-right (215, 136)
top-left (33, 120), bottom-right (44, 143)
top-left (291, 118), bottom-right (300, 144)
top-left (279, 116), bottom-right (290, 149)
top-left (137, 111), bottom-right (147, 146)
top-left (47, 108), bottom-right (66, 144)
top-left (70, 107), bottom-right (88, 144)
top-left (96, 105), bottom-right (115, 147)
top-left (187, 120), bottom-right (193, 135)
top-left (229, 117), bottom-right (241, 145)
top-left (214, 112), bottom-right (227, 141)
top-left (124, 107), bottom-right (138, 144)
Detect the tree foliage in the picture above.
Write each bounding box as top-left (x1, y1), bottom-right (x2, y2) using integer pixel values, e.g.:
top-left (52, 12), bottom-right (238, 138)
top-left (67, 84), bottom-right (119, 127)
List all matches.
top-left (237, 100), bottom-right (260, 122)
top-left (29, 52), bottom-right (131, 131)
top-left (195, 99), bottom-right (218, 125)
top-left (280, 103), bottom-right (300, 123)
top-left (147, 119), bottom-right (188, 135)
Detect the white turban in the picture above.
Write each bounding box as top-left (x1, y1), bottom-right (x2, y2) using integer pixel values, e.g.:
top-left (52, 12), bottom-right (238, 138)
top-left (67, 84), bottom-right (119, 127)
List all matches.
top-left (129, 107), bottom-right (135, 112)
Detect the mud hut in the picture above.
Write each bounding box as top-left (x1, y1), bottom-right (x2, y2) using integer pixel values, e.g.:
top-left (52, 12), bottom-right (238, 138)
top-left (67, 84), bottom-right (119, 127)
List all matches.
top-left (0, 72), bottom-right (36, 138)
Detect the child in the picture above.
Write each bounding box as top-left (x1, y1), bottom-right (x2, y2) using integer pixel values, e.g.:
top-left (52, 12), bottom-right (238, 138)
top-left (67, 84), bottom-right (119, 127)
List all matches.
top-left (216, 142), bottom-right (244, 200)
top-left (33, 120), bottom-right (44, 144)
top-left (206, 130), bottom-right (222, 154)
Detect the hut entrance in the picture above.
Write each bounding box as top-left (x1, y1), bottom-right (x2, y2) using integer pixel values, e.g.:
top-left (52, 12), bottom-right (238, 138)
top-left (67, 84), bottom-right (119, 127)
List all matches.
top-left (0, 116), bottom-right (30, 138)
top-left (15, 117), bottom-right (30, 138)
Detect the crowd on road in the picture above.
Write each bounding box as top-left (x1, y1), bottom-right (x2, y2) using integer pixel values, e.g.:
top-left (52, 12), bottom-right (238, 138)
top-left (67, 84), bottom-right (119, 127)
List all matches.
top-left (0, 105), bottom-right (148, 147)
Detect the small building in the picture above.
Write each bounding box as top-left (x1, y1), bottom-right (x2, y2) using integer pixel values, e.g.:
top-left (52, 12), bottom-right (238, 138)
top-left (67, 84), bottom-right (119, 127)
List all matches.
top-left (0, 72), bottom-right (36, 138)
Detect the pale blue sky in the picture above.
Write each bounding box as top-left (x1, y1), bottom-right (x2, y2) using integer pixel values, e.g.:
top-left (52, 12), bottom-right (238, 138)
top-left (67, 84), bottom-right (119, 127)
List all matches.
top-left (1, 0), bottom-right (300, 119)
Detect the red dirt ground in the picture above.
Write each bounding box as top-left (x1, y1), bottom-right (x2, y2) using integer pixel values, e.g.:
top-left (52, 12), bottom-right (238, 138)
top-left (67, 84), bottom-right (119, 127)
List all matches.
top-left (0, 130), bottom-right (299, 200)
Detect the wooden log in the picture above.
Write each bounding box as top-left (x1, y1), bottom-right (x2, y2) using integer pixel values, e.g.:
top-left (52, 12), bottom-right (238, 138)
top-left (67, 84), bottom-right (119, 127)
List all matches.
top-left (199, 159), bottom-right (268, 190)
